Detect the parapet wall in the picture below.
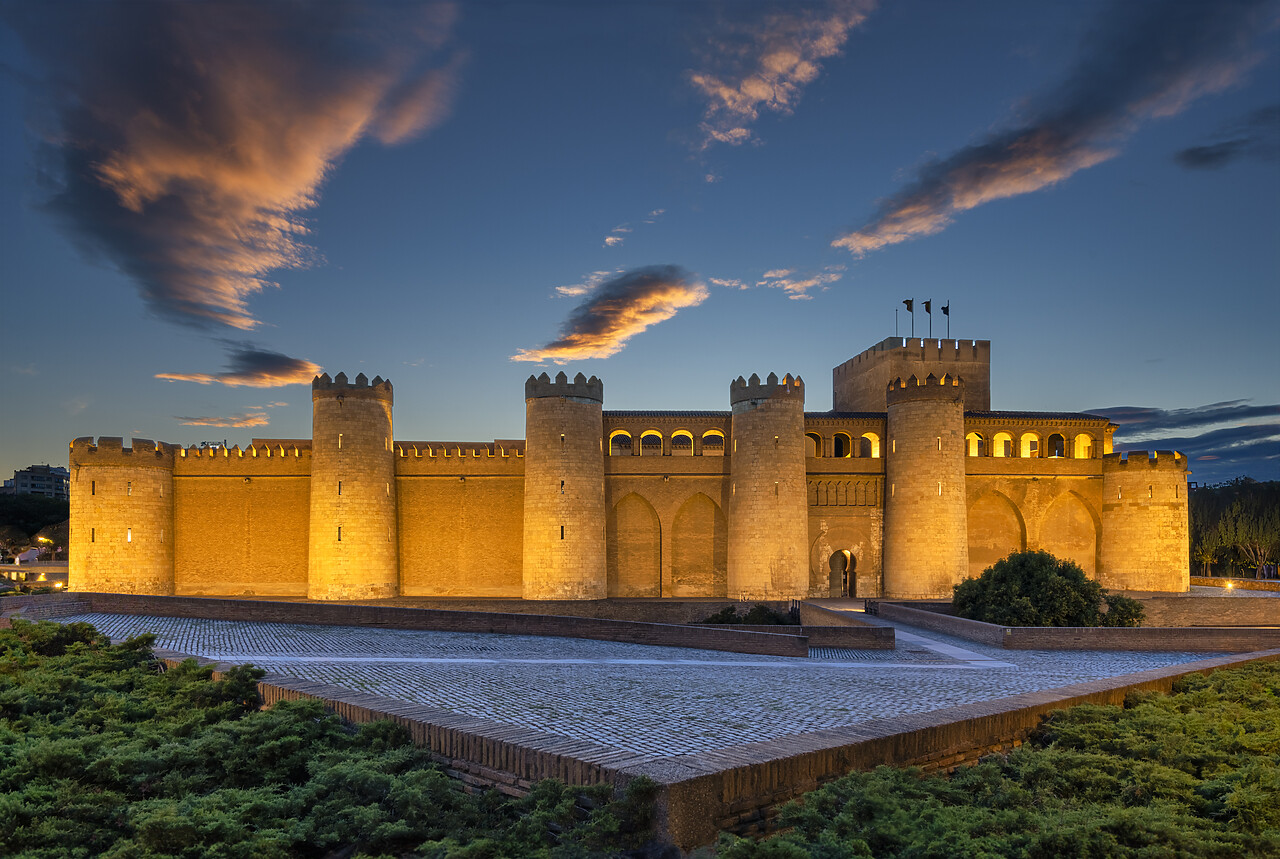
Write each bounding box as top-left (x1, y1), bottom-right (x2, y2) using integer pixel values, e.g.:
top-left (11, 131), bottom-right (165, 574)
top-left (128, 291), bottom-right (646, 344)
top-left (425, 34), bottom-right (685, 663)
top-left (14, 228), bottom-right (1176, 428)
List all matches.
top-left (525, 371), bottom-right (603, 403)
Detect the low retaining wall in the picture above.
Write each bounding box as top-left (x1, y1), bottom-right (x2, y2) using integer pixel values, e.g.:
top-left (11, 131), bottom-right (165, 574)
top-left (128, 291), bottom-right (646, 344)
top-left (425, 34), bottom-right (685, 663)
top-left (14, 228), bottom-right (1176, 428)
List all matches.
top-left (873, 602), bottom-right (1280, 651)
top-left (699, 623), bottom-right (895, 649)
top-left (1190, 576), bottom-right (1280, 593)
top-left (71, 593), bottom-right (811, 657)
top-left (158, 644), bottom-right (1280, 851)
top-left (1131, 597), bottom-right (1279, 628)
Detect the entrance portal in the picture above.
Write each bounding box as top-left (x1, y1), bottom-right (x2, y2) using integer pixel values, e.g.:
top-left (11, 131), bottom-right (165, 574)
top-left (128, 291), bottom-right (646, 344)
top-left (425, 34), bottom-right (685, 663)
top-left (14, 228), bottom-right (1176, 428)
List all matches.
top-left (828, 550), bottom-right (854, 597)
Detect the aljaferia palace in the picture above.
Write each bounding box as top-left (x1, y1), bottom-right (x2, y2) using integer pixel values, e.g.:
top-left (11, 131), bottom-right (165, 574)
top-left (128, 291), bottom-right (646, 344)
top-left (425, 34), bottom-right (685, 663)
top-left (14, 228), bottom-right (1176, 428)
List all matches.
top-left (67, 335), bottom-right (1190, 602)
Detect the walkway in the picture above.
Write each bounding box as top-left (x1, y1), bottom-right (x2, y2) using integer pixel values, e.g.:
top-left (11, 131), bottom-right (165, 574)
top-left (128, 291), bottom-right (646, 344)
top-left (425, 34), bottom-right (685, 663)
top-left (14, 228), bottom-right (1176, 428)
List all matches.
top-left (62, 611), bottom-right (1220, 758)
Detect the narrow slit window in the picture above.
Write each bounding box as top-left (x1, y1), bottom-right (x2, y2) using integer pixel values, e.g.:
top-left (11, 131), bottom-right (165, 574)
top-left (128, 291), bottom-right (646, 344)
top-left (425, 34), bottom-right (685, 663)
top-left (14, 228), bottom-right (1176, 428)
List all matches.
top-left (560, 525), bottom-right (565, 540)
top-left (91, 480), bottom-right (96, 496)
top-left (938, 481), bottom-right (942, 495)
top-left (385, 482), bottom-right (390, 496)
top-left (338, 433), bottom-right (343, 450)
top-left (338, 480), bottom-right (342, 495)
top-left (338, 526), bottom-right (342, 542)
top-left (774, 481), bottom-right (779, 497)
top-left (560, 433), bottom-right (565, 448)
top-left (1149, 485), bottom-right (1153, 498)
top-left (127, 481), bottom-right (132, 496)
top-left (892, 439), bottom-right (897, 453)
top-left (560, 480), bottom-right (565, 494)
top-left (160, 528), bottom-right (164, 543)
top-left (891, 483), bottom-right (895, 497)
top-left (127, 527), bottom-right (132, 543)
top-left (91, 528), bottom-right (95, 543)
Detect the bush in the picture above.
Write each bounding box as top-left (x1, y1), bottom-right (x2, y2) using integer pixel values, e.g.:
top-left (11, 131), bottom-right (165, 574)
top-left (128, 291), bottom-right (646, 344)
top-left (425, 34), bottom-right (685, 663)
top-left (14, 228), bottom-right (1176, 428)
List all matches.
top-left (953, 550), bottom-right (1144, 627)
top-left (697, 604), bottom-right (797, 625)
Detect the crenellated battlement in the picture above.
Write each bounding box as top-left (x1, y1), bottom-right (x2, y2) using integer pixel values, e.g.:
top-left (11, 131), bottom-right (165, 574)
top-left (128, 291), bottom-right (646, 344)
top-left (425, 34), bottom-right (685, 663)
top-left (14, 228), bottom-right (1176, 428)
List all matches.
top-left (69, 436), bottom-right (178, 468)
top-left (396, 441), bottom-right (525, 458)
top-left (835, 337), bottom-right (990, 375)
top-left (524, 371), bottom-right (603, 403)
top-left (885, 373), bottom-right (965, 406)
top-left (1102, 450), bottom-right (1188, 472)
top-left (729, 372), bottom-right (804, 408)
top-left (312, 371), bottom-right (393, 403)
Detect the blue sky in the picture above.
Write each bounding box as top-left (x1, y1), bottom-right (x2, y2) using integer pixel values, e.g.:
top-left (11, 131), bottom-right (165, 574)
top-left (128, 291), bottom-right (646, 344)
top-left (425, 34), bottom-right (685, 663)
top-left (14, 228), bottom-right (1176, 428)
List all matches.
top-left (1, 0), bottom-right (1277, 485)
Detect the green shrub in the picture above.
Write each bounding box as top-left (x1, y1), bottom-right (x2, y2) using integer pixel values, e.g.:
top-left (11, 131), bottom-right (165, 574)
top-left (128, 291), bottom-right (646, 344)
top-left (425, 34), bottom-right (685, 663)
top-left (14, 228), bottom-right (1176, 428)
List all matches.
top-left (716, 661), bottom-right (1280, 857)
top-left (0, 619), bottom-right (656, 858)
top-left (697, 604), bottom-right (797, 625)
top-left (952, 550), bottom-right (1144, 627)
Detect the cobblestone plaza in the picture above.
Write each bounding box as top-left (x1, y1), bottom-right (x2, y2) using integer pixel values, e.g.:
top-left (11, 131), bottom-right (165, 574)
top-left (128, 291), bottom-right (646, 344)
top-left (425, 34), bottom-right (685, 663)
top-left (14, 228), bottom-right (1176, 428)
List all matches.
top-left (63, 611), bottom-right (1222, 758)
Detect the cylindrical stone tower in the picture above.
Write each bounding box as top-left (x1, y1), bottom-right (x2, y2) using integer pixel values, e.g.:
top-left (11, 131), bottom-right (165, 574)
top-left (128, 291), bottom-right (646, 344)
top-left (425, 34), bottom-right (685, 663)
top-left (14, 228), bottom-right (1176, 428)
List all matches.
top-left (69, 437), bottom-right (175, 594)
top-left (308, 372), bottom-right (399, 600)
top-left (522, 371), bottom-right (607, 600)
top-left (882, 374), bottom-right (968, 598)
top-left (1099, 451), bottom-right (1190, 592)
top-left (727, 372), bottom-right (809, 600)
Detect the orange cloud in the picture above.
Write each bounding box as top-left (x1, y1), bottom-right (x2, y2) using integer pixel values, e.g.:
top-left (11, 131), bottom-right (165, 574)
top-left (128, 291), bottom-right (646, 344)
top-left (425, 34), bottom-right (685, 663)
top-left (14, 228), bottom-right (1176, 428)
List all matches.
top-left (834, 0), bottom-right (1268, 257)
top-left (690, 0), bottom-right (875, 150)
top-left (13, 1), bottom-right (461, 330)
top-left (176, 412), bottom-right (271, 428)
top-left (513, 266), bottom-right (708, 364)
top-left (157, 345), bottom-right (320, 388)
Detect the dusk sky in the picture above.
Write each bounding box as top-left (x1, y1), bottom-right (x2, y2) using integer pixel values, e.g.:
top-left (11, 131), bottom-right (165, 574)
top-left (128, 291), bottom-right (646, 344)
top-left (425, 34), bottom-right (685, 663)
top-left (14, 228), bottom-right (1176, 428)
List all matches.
top-left (2, 0), bottom-right (1277, 485)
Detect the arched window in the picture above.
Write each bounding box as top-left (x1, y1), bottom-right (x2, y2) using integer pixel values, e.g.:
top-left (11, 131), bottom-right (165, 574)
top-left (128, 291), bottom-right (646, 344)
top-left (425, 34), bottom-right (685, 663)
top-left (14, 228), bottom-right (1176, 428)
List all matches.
top-left (1047, 433), bottom-right (1066, 458)
top-left (1073, 433), bottom-right (1094, 459)
top-left (640, 431), bottom-right (663, 456)
top-left (965, 432), bottom-right (985, 457)
top-left (701, 430), bottom-right (725, 457)
top-left (805, 432), bottom-right (823, 458)
top-left (609, 431), bottom-right (633, 457)
top-left (1020, 432), bottom-right (1040, 458)
top-left (993, 431), bottom-right (1013, 458)
top-left (834, 432), bottom-right (853, 458)
top-left (858, 432), bottom-right (880, 458)
top-left (671, 430), bottom-right (694, 456)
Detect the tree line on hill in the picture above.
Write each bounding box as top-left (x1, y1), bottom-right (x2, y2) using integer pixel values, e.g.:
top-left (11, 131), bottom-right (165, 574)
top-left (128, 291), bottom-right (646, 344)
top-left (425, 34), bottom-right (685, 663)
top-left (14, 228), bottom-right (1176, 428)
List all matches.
top-left (0, 494), bottom-right (69, 567)
top-left (1190, 479), bottom-right (1280, 579)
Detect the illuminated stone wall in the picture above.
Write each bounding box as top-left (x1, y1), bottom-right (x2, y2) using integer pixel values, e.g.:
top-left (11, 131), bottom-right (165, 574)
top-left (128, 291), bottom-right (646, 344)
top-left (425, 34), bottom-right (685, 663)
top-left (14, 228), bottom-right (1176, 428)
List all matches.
top-left (308, 373), bottom-right (399, 600)
top-left (882, 375), bottom-right (969, 598)
top-left (69, 437), bottom-right (175, 595)
top-left (727, 373), bottom-right (809, 600)
top-left (66, 336), bottom-right (1191, 601)
top-left (833, 337), bottom-right (991, 412)
top-left (397, 442), bottom-right (525, 597)
top-left (521, 373), bottom-right (607, 600)
top-left (1100, 452), bottom-right (1190, 592)
top-left (171, 444), bottom-right (311, 596)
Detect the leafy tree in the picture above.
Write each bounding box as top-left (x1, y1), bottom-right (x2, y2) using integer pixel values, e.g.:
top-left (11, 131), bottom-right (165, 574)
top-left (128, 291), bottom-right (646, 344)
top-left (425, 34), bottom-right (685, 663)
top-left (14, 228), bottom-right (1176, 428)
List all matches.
top-left (952, 550), bottom-right (1144, 627)
top-left (0, 494), bottom-right (69, 537)
top-left (0, 524), bottom-right (31, 563)
top-left (1190, 480), bottom-right (1280, 578)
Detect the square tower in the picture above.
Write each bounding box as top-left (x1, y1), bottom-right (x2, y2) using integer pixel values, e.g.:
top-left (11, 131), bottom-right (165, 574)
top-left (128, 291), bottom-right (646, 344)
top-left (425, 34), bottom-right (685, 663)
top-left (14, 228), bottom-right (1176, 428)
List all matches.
top-left (833, 337), bottom-right (991, 411)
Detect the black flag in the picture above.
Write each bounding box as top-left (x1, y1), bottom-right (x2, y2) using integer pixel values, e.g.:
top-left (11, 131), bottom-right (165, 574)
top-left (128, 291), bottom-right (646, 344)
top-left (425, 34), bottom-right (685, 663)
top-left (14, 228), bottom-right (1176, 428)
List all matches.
top-left (903, 299), bottom-right (913, 312)
top-left (923, 300), bottom-right (932, 314)
top-left (942, 303), bottom-right (950, 316)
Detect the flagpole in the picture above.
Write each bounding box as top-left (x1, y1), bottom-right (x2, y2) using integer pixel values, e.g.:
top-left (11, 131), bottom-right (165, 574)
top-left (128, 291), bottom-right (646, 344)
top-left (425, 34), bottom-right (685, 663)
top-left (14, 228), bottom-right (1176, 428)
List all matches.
top-left (895, 308), bottom-right (899, 337)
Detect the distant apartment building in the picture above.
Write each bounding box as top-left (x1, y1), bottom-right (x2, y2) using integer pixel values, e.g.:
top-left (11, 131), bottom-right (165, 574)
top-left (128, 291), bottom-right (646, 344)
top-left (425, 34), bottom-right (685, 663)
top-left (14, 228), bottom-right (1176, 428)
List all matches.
top-left (4, 465), bottom-right (70, 499)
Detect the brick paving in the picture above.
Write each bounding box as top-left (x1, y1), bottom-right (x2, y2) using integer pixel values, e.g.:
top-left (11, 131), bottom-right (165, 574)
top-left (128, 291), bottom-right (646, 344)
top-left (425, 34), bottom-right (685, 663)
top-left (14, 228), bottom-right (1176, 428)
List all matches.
top-left (62, 611), bottom-right (1222, 757)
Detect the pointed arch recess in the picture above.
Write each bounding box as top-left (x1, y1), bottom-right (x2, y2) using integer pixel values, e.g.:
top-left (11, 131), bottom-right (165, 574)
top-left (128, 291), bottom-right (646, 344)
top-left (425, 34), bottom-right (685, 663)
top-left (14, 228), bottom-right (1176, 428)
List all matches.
top-left (967, 491), bottom-right (1026, 579)
top-left (606, 493), bottom-right (661, 597)
top-left (671, 492), bottom-right (727, 597)
top-left (1039, 491), bottom-right (1100, 577)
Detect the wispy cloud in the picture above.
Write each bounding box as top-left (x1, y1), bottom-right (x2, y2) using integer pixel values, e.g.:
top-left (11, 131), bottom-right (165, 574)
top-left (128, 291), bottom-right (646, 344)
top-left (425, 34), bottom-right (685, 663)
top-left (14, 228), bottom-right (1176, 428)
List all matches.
top-left (709, 277), bottom-right (747, 290)
top-left (755, 265), bottom-right (844, 300)
top-left (1175, 103), bottom-right (1280, 169)
top-left (7, 0), bottom-right (461, 331)
top-left (603, 226), bottom-right (632, 248)
top-left (643, 209), bottom-right (665, 223)
top-left (690, 0), bottom-right (875, 149)
top-left (513, 265), bottom-right (708, 364)
top-left (157, 344), bottom-right (321, 388)
top-left (1091, 400), bottom-right (1280, 482)
top-left (834, 0), bottom-right (1271, 257)
top-left (176, 411), bottom-right (271, 428)
top-left (555, 270), bottom-right (620, 298)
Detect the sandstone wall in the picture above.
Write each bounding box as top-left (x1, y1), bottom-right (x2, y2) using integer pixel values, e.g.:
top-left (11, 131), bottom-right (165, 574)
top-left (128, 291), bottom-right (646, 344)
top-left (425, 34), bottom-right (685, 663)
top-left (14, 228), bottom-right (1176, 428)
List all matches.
top-left (833, 337), bottom-right (991, 411)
